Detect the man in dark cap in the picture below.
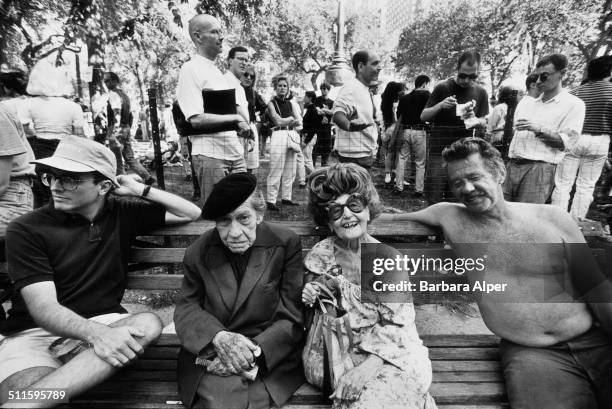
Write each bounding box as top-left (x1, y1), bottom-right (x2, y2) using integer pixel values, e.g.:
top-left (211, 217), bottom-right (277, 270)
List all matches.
top-left (174, 173), bottom-right (304, 409)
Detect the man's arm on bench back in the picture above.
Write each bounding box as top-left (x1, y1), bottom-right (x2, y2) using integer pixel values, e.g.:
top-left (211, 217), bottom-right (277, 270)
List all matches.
top-left (114, 175), bottom-right (201, 225)
top-left (394, 202), bottom-right (455, 228)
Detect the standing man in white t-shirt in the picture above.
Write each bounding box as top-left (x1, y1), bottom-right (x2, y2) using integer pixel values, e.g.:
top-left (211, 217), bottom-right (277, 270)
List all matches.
top-left (332, 50), bottom-right (381, 169)
top-left (176, 15), bottom-right (250, 204)
top-left (224, 46), bottom-right (259, 172)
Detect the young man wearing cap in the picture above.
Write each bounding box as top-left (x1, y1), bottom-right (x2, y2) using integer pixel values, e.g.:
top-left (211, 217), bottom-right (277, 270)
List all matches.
top-left (0, 136), bottom-right (201, 406)
top-left (174, 172), bottom-right (304, 409)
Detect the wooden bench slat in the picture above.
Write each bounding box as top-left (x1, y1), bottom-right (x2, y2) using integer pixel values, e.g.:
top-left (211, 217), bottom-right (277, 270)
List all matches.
top-left (155, 333), bottom-right (500, 348)
top-left (127, 274), bottom-right (183, 290)
top-left (112, 369), bottom-right (504, 383)
top-left (129, 358), bottom-right (501, 373)
top-left (138, 345), bottom-right (499, 361)
top-left (81, 381), bottom-right (505, 404)
top-left (69, 404), bottom-right (183, 409)
top-left (430, 347), bottom-right (499, 360)
top-left (433, 360), bottom-right (501, 372)
top-left (131, 360), bottom-right (176, 371)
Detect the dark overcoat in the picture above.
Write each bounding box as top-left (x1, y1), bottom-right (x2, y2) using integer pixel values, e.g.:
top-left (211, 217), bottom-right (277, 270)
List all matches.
top-left (174, 222), bottom-right (305, 408)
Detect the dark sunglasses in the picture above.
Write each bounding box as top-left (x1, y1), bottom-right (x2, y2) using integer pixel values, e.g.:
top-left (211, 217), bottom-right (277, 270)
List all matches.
top-left (535, 71), bottom-right (555, 82)
top-left (326, 194), bottom-right (368, 221)
top-left (243, 73), bottom-right (255, 79)
top-left (457, 73), bottom-right (478, 80)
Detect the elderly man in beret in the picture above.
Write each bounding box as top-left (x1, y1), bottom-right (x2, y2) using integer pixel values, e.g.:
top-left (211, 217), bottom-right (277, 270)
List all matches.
top-left (174, 173), bottom-right (305, 409)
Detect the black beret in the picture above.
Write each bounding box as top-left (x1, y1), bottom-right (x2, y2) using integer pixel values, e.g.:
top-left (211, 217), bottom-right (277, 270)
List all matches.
top-left (202, 172), bottom-right (258, 220)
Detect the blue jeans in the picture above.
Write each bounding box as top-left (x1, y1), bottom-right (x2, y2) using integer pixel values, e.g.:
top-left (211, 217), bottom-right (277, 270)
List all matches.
top-left (500, 326), bottom-right (612, 409)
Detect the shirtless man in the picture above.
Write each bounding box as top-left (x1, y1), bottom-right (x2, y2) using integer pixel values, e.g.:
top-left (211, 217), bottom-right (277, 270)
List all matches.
top-left (401, 137), bottom-right (612, 409)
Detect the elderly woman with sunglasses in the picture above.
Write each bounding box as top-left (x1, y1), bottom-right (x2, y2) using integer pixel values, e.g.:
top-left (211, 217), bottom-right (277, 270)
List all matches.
top-left (301, 163), bottom-right (436, 409)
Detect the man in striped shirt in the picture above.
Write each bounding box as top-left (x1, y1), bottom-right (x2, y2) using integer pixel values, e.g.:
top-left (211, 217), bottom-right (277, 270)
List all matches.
top-left (551, 56), bottom-right (612, 218)
top-left (504, 54), bottom-right (585, 204)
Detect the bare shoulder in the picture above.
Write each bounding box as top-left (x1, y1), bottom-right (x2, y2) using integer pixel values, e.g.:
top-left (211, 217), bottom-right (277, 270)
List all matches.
top-left (511, 202), bottom-right (583, 241)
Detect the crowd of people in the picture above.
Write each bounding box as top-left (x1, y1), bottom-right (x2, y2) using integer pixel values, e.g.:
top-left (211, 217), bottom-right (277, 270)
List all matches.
top-left (0, 11), bottom-right (612, 409)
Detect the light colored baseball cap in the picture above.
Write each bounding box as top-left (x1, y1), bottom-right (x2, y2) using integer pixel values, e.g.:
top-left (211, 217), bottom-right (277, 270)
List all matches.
top-left (32, 136), bottom-right (119, 187)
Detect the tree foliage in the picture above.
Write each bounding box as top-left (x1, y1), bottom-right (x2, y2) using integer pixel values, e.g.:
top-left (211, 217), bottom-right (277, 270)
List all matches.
top-left (396, 0), bottom-right (611, 92)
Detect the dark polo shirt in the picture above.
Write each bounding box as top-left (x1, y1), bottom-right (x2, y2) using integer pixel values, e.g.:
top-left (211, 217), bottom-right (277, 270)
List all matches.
top-left (1, 196), bottom-right (165, 335)
top-left (425, 78), bottom-right (489, 154)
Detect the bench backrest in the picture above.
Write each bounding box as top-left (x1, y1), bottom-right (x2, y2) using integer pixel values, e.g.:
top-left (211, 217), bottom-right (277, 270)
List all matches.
top-left (127, 216), bottom-right (609, 291)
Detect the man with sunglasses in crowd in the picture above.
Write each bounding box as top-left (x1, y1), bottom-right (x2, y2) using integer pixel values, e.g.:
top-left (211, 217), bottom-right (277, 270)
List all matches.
top-left (0, 137), bottom-right (201, 406)
top-left (225, 46), bottom-right (259, 173)
top-left (421, 51), bottom-right (489, 203)
top-left (504, 53), bottom-right (585, 204)
top-left (240, 66), bottom-right (268, 160)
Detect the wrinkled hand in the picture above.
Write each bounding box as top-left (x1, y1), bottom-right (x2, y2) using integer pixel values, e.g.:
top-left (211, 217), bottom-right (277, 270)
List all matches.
top-left (439, 96), bottom-right (457, 110)
top-left (330, 364), bottom-right (372, 401)
top-left (212, 331), bottom-right (258, 373)
top-left (88, 324), bottom-right (145, 368)
top-left (514, 118), bottom-right (541, 133)
top-left (302, 282), bottom-right (320, 307)
top-left (206, 357), bottom-right (239, 377)
top-left (114, 174), bottom-right (145, 196)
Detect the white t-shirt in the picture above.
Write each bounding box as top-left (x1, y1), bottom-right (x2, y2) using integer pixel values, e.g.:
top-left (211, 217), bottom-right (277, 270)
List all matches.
top-left (23, 96), bottom-right (85, 141)
top-left (332, 78), bottom-right (378, 158)
top-left (176, 54), bottom-right (243, 160)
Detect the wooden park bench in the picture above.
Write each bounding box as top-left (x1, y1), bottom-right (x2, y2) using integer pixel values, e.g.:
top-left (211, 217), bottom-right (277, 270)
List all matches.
top-left (60, 217), bottom-right (610, 408)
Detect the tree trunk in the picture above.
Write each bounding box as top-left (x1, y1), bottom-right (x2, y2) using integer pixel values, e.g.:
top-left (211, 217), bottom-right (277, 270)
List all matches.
top-left (310, 68), bottom-right (326, 90)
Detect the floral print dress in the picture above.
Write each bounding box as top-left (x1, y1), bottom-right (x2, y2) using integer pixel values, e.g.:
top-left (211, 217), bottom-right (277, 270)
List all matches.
top-left (304, 237), bottom-right (437, 409)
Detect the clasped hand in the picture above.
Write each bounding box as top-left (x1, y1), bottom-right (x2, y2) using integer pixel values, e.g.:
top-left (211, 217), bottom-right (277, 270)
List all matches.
top-left (212, 331), bottom-right (259, 374)
top-left (302, 282), bottom-right (321, 307)
top-left (88, 324), bottom-right (145, 368)
top-left (514, 118), bottom-right (541, 133)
